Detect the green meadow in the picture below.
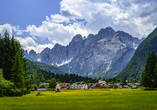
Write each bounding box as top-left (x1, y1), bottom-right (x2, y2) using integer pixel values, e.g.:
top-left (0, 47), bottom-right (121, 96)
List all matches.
top-left (0, 89), bottom-right (157, 110)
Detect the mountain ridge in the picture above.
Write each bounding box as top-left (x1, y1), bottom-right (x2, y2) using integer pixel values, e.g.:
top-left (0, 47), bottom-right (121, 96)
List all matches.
top-left (25, 27), bottom-right (144, 78)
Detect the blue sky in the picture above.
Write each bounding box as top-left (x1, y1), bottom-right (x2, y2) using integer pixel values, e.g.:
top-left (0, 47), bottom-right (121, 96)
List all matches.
top-left (0, 0), bottom-right (61, 29)
top-left (0, 0), bottom-right (157, 53)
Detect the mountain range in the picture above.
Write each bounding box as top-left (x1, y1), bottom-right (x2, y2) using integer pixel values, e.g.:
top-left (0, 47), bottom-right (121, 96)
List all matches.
top-left (25, 27), bottom-right (144, 78)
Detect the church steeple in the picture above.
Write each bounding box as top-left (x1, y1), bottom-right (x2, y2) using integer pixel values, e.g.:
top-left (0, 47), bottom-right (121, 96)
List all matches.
top-left (98, 76), bottom-right (101, 84)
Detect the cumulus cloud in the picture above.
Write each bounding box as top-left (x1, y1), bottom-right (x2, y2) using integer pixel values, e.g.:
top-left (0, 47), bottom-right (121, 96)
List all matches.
top-left (2, 0), bottom-right (157, 53)
top-left (15, 37), bottom-right (54, 53)
top-left (25, 19), bottom-right (90, 46)
top-left (0, 24), bottom-right (17, 36)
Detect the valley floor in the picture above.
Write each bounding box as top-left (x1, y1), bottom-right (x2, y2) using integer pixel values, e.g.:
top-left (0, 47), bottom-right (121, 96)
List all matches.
top-left (0, 88), bottom-right (157, 110)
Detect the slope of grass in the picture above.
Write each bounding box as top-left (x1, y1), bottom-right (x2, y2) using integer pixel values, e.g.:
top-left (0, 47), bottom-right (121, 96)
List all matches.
top-left (0, 89), bottom-right (157, 110)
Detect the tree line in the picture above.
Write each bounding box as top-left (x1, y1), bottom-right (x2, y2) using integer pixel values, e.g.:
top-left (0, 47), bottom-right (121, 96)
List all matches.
top-left (31, 69), bottom-right (97, 88)
top-left (0, 31), bottom-right (31, 96)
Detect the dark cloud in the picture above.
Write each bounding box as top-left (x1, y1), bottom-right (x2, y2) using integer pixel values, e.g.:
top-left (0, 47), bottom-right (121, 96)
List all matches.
top-left (132, 0), bottom-right (156, 4)
top-left (140, 9), bottom-right (157, 18)
top-left (61, 10), bottom-right (73, 17)
top-left (117, 1), bottom-right (132, 9)
top-left (87, 0), bottom-right (112, 4)
top-left (61, 9), bottom-right (80, 18)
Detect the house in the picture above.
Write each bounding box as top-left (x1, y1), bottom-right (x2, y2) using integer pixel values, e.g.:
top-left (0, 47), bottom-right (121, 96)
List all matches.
top-left (37, 85), bottom-right (47, 91)
top-left (78, 84), bottom-right (88, 89)
top-left (95, 84), bottom-right (107, 89)
top-left (98, 77), bottom-right (107, 85)
top-left (71, 83), bottom-right (78, 89)
top-left (89, 83), bottom-right (107, 89)
top-left (88, 83), bottom-right (96, 89)
top-left (55, 83), bottom-right (61, 92)
top-left (128, 81), bottom-right (140, 88)
top-left (41, 83), bottom-right (49, 87)
top-left (60, 83), bottom-right (71, 89)
top-left (61, 85), bottom-right (68, 90)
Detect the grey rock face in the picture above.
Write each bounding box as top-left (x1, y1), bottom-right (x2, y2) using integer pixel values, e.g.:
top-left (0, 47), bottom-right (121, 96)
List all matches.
top-left (68, 30), bottom-right (140, 76)
top-left (67, 34), bottom-right (86, 60)
top-left (25, 27), bottom-right (143, 78)
top-left (25, 50), bottom-right (40, 62)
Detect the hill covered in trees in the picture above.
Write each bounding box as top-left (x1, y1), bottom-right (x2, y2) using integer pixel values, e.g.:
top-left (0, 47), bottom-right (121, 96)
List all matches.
top-left (27, 60), bottom-right (67, 74)
top-left (117, 27), bottom-right (157, 79)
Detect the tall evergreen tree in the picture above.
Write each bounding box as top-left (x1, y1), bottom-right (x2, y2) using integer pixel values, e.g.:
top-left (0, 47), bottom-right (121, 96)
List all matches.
top-left (3, 31), bottom-right (12, 80)
top-left (140, 51), bottom-right (157, 88)
top-left (0, 35), bottom-right (4, 69)
top-left (23, 58), bottom-right (32, 93)
top-left (11, 51), bottom-right (25, 89)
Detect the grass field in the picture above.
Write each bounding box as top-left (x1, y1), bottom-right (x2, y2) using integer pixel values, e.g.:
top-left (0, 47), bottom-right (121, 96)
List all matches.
top-left (0, 88), bottom-right (157, 110)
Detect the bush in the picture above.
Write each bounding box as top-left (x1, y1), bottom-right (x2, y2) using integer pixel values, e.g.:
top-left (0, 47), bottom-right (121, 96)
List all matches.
top-left (36, 92), bottom-right (40, 96)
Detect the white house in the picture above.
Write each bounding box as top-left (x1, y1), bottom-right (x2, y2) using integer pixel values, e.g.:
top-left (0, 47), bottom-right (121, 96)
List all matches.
top-left (78, 84), bottom-right (88, 89)
top-left (71, 83), bottom-right (78, 89)
top-left (98, 79), bottom-right (107, 85)
top-left (55, 83), bottom-right (61, 92)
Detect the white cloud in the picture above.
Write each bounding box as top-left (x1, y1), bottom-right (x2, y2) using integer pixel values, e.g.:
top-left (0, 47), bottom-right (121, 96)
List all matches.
top-left (0, 24), bottom-right (17, 36)
top-left (2, 0), bottom-right (157, 53)
top-left (25, 19), bottom-right (90, 46)
top-left (15, 36), bottom-right (54, 53)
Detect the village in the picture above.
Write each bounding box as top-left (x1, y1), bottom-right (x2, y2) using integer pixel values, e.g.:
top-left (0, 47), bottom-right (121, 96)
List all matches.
top-left (37, 77), bottom-right (140, 91)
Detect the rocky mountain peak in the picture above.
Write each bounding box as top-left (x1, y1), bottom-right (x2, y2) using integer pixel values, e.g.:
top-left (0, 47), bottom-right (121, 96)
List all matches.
top-left (40, 47), bottom-right (51, 56)
top-left (72, 34), bottom-right (83, 41)
top-left (98, 27), bottom-right (115, 37)
top-left (115, 31), bottom-right (135, 44)
top-left (24, 50), bottom-right (28, 55)
top-left (29, 50), bottom-right (36, 55)
top-left (54, 43), bottom-right (63, 49)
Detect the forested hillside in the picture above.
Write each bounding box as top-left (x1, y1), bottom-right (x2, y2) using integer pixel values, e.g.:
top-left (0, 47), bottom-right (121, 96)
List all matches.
top-left (117, 27), bottom-right (157, 79)
top-left (27, 60), bottom-right (67, 74)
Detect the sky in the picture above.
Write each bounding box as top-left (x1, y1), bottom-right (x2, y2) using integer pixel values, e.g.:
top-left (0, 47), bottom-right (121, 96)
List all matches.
top-left (0, 0), bottom-right (157, 53)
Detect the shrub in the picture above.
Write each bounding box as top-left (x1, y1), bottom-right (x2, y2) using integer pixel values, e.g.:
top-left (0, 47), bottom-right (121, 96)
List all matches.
top-left (36, 92), bottom-right (40, 96)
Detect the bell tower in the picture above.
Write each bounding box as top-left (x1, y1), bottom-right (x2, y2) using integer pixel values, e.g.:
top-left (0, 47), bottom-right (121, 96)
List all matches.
top-left (98, 76), bottom-right (101, 84)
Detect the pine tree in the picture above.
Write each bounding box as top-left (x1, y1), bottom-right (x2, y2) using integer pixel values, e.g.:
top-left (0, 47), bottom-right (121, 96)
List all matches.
top-left (140, 51), bottom-right (157, 89)
top-left (154, 63), bottom-right (157, 88)
top-left (11, 51), bottom-right (25, 89)
top-left (23, 58), bottom-right (32, 93)
top-left (0, 35), bottom-right (4, 69)
top-left (3, 31), bottom-right (12, 80)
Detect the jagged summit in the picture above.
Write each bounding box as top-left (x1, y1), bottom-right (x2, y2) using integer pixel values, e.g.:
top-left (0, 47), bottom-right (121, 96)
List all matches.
top-left (72, 34), bottom-right (83, 41)
top-left (98, 27), bottom-right (115, 36)
top-left (29, 50), bottom-right (36, 55)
